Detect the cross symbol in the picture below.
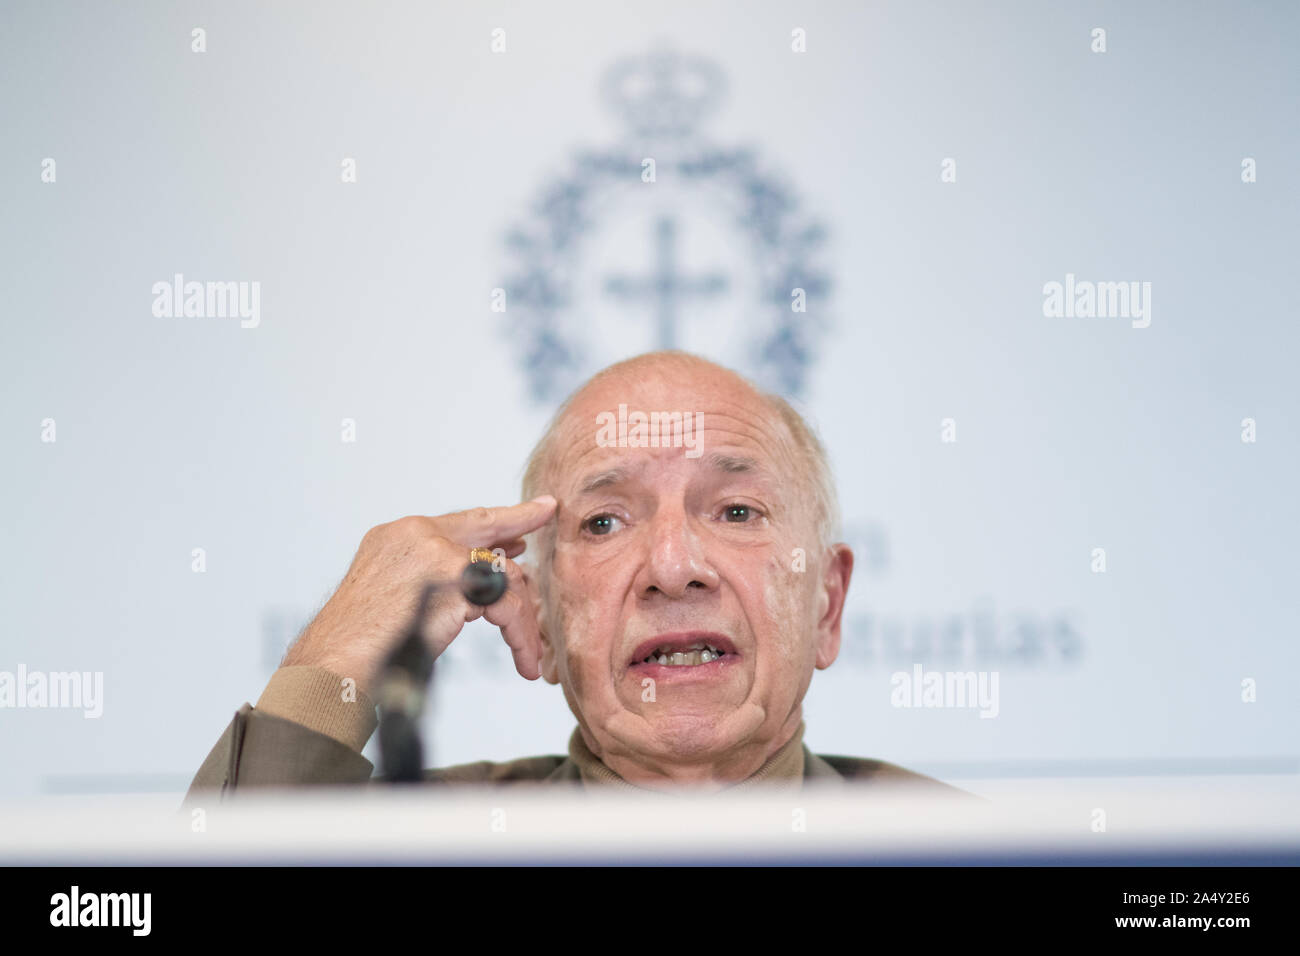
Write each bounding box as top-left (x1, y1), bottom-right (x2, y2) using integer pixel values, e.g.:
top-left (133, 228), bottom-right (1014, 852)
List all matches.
top-left (604, 217), bottom-right (728, 349)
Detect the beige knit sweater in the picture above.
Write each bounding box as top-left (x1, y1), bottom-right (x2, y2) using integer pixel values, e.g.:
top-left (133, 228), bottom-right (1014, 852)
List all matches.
top-left (255, 664), bottom-right (806, 790)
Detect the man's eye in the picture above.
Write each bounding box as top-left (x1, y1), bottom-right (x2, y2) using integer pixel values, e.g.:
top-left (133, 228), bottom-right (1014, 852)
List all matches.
top-left (723, 504), bottom-right (755, 523)
top-left (584, 514), bottom-right (619, 535)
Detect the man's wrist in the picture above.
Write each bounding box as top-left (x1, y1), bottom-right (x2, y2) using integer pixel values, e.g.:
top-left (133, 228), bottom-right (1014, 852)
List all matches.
top-left (255, 664), bottom-right (378, 753)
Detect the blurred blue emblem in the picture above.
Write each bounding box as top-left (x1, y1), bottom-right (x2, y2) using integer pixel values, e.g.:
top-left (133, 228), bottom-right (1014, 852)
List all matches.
top-left (502, 48), bottom-right (832, 403)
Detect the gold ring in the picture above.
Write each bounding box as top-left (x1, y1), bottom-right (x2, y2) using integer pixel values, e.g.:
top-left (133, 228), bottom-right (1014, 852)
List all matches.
top-left (469, 547), bottom-right (496, 564)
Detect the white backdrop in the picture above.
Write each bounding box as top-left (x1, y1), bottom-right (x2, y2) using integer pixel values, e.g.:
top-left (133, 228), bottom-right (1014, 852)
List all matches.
top-left (1, 0), bottom-right (1296, 799)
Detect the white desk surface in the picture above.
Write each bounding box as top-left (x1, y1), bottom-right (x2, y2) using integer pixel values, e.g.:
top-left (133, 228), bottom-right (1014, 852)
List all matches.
top-left (2, 775), bottom-right (1297, 864)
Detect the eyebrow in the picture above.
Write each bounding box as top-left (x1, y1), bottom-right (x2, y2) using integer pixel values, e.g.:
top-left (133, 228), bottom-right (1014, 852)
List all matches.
top-left (578, 468), bottom-right (629, 494)
top-left (706, 453), bottom-right (759, 474)
top-left (576, 454), bottom-right (761, 495)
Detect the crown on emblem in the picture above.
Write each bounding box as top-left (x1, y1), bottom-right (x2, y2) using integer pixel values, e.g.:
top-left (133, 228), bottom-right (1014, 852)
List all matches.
top-left (601, 48), bottom-right (725, 141)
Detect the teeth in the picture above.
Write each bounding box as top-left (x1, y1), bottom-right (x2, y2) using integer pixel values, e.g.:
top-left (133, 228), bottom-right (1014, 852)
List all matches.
top-left (640, 645), bottom-right (728, 665)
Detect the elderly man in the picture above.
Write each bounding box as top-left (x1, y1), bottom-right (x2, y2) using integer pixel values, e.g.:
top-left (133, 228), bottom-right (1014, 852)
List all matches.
top-left (187, 351), bottom-right (957, 795)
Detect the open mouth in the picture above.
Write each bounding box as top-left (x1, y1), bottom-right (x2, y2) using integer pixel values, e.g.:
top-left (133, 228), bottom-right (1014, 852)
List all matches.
top-left (629, 634), bottom-right (738, 669)
top-left (640, 642), bottom-right (728, 667)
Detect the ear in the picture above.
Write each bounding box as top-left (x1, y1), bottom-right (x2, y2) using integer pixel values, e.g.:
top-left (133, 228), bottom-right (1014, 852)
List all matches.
top-left (814, 543), bottom-right (853, 669)
top-left (528, 565), bottom-right (561, 685)
top-left (539, 623), bottom-right (561, 684)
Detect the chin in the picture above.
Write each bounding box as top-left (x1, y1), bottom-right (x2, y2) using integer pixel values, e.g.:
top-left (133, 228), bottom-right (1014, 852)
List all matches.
top-left (638, 710), bottom-right (729, 758)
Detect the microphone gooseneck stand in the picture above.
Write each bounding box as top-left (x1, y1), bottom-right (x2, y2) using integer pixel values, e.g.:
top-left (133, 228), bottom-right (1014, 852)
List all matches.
top-left (376, 559), bottom-right (508, 783)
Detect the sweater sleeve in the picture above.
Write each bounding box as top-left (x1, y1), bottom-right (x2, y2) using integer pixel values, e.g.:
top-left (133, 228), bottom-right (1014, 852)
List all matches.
top-left (182, 666), bottom-right (378, 803)
top-left (254, 665), bottom-right (378, 752)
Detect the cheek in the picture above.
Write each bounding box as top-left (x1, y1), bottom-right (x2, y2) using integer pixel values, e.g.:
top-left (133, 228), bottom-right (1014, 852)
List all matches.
top-left (548, 585), bottom-right (612, 686)
top-left (552, 543), bottom-right (629, 645)
top-left (745, 553), bottom-right (816, 660)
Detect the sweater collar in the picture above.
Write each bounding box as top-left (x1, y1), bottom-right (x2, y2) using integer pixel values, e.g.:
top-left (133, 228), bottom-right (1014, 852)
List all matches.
top-left (565, 721), bottom-right (807, 791)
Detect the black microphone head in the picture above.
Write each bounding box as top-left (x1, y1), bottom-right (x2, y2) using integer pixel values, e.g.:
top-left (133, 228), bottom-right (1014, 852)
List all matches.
top-left (460, 559), bottom-right (508, 606)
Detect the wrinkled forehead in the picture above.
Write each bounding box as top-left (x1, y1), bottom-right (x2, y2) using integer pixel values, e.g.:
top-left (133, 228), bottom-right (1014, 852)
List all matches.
top-left (546, 373), bottom-right (803, 494)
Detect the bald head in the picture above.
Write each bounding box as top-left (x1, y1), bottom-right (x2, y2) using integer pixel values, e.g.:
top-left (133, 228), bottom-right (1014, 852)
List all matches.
top-left (521, 351), bottom-right (840, 550)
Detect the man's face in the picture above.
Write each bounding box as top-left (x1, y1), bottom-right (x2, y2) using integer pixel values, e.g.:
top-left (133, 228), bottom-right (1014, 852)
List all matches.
top-left (532, 365), bottom-right (852, 784)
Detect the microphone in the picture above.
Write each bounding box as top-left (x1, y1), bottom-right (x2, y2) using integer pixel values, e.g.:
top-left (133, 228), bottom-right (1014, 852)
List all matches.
top-left (458, 558), bottom-right (509, 607)
top-left (376, 558), bottom-right (508, 783)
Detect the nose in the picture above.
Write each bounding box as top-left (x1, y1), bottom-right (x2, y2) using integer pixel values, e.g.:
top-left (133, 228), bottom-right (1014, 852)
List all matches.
top-left (634, 505), bottom-right (720, 601)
